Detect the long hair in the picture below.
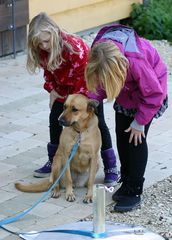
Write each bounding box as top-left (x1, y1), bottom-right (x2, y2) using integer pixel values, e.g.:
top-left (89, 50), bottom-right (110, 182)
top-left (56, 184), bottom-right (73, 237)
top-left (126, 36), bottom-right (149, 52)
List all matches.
top-left (85, 41), bottom-right (129, 101)
top-left (27, 12), bottom-right (77, 73)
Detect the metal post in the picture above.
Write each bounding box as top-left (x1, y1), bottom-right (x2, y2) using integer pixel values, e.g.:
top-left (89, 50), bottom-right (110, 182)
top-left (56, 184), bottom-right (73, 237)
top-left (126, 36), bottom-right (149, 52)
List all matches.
top-left (11, 0), bottom-right (16, 58)
top-left (93, 184), bottom-right (105, 234)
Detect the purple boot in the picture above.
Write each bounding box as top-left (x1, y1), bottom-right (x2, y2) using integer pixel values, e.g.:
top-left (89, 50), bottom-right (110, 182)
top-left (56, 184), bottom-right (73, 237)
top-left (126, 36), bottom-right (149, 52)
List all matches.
top-left (101, 148), bottom-right (119, 187)
top-left (34, 143), bottom-right (58, 178)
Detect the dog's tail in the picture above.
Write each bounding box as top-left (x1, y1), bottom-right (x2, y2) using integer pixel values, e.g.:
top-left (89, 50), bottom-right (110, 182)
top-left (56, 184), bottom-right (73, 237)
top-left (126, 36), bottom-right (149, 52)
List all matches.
top-left (15, 180), bottom-right (51, 193)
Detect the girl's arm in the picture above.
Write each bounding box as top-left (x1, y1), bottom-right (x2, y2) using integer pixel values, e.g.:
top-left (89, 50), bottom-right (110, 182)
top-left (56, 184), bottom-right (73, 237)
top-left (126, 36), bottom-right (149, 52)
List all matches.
top-left (43, 69), bottom-right (57, 93)
top-left (67, 38), bottom-right (89, 96)
top-left (131, 58), bottom-right (167, 125)
top-left (43, 70), bottom-right (64, 108)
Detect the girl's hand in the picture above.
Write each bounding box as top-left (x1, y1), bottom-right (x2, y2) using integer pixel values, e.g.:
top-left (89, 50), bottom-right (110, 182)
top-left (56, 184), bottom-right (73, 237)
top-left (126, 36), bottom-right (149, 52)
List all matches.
top-left (125, 127), bottom-right (145, 146)
top-left (49, 89), bottom-right (65, 109)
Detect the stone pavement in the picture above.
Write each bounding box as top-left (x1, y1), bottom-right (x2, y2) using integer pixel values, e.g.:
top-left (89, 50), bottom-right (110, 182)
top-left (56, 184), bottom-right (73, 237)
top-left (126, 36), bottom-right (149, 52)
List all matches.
top-left (0, 51), bottom-right (171, 240)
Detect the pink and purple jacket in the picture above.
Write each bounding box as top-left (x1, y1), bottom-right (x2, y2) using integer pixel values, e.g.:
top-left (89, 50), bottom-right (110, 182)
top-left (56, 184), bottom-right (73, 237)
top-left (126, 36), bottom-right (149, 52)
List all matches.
top-left (90, 24), bottom-right (167, 125)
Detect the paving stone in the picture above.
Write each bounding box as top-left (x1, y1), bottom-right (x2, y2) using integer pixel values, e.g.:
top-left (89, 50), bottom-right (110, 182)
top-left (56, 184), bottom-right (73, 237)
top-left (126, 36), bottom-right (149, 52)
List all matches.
top-left (3, 131), bottom-right (34, 141)
top-left (3, 235), bottom-right (20, 240)
top-left (0, 139), bottom-right (45, 161)
top-left (0, 124), bottom-right (22, 135)
top-left (0, 197), bottom-right (30, 217)
top-left (60, 203), bottom-right (93, 219)
top-left (27, 214), bottom-right (79, 231)
top-left (0, 230), bottom-right (10, 239)
top-left (0, 169), bottom-right (35, 188)
top-left (10, 214), bottom-right (43, 231)
top-left (0, 189), bottom-right (18, 204)
top-left (29, 202), bottom-right (64, 218)
top-left (0, 138), bottom-right (16, 149)
top-left (2, 153), bottom-right (37, 167)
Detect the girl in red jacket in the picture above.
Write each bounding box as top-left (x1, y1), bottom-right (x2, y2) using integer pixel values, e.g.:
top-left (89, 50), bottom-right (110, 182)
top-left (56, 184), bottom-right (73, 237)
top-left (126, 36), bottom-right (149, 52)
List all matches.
top-left (26, 12), bottom-right (118, 186)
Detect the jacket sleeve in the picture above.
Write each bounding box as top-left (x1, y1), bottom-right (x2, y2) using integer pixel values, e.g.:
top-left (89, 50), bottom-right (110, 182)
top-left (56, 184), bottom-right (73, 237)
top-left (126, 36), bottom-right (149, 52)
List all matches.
top-left (43, 69), bottom-right (57, 93)
top-left (88, 86), bottom-right (107, 102)
top-left (131, 57), bottom-right (167, 125)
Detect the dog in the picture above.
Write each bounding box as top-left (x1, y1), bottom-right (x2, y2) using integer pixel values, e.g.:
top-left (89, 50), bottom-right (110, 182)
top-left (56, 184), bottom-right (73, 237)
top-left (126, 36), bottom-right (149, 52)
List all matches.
top-left (15, 94), bottom-right (101, 203)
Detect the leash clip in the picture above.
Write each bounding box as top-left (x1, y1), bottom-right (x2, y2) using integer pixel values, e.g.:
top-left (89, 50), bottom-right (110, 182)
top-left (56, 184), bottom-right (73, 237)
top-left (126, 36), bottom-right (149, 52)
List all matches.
top-left (77, 132), bottom-right (81, 145)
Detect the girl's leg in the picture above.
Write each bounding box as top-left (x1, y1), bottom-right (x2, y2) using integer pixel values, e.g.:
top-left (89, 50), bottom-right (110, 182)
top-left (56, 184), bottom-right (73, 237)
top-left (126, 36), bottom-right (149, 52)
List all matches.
top-left (115, 112), bottom-right (151, 185)
top-left (115, 112), bottom-right (132, 182)
top-left (97, 102), bottom-right (118, 186)
top-left (49, 101), bottom-right (64, 145)
top-left (113, 112), bottom-right (152, 211)
top-left (127, 119), bottom-right (151, 193)
top-left (34, 101), bottom-right (64, 178)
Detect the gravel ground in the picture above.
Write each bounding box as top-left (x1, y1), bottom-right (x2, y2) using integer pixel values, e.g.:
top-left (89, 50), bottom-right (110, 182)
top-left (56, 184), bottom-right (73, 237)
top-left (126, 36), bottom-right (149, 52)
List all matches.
top-left (106, 176), bottom-right (172, 239)
top-left (81, 36), bottom-right (172, 239)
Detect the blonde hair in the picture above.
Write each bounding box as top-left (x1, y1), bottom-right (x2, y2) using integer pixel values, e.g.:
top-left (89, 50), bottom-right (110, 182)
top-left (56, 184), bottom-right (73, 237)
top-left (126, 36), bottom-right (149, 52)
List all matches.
top-left (85, 41), bottom-right (129, 101)
top-left (27, 12), bottom-right (77, 73)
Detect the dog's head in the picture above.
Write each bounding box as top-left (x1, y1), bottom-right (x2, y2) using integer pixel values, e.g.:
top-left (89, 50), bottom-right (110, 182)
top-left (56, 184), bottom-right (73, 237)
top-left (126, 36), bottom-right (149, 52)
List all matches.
top-left (58, 94), bottom-right (98, 129)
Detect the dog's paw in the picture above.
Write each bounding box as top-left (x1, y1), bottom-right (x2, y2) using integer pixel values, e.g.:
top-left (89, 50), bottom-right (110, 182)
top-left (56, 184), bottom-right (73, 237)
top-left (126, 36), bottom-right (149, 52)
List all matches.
top-left (51, 190), bottom-right (61, 198)
top-left (83, 195), bottom-right (93, 204)
top-left (66, 192), bottom-right (76, 202)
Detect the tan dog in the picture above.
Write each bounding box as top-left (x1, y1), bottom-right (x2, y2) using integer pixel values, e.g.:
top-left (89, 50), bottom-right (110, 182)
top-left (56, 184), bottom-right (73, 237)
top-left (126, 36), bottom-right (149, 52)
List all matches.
top-left (15, 94), bottom-right (101, 203)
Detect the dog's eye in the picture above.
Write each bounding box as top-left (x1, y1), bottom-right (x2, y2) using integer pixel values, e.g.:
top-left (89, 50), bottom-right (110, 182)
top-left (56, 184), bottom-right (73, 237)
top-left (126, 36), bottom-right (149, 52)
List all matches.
top-left (72, 107), bottom-right (78, 112)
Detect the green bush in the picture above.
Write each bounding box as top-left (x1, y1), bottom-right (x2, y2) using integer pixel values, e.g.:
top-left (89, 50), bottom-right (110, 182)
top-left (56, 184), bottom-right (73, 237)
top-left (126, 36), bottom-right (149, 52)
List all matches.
top-left (122, 0), bottom-right (172, 42)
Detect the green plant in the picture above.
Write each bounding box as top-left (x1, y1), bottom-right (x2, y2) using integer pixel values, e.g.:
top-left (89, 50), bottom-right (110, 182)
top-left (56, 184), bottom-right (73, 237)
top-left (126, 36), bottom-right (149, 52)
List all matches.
top-left (123, 0), bottom-right (172, 42)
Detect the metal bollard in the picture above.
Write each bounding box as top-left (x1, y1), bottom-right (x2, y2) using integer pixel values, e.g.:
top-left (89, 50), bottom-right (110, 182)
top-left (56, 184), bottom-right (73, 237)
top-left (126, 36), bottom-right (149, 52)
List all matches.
top-left (93, 184), bottom-right (105, 234)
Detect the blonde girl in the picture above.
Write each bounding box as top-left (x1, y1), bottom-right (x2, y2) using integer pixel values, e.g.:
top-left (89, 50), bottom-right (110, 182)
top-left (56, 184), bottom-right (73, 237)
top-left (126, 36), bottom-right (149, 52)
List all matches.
top-left (85, 24), bottom-right (168, 212)
top-left (26, 13), bottom-right (119, 187)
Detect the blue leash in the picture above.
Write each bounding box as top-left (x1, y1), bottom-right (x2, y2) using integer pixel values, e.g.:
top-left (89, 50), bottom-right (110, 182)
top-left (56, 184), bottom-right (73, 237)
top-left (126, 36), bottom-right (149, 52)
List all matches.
top-left (0, 136), bottom-right (80, 226)
top-left (0, 225), bottom-right (107, 238)
top-left (0, 135), bottom-right (107, 238)
top-left (20, 229), bottom-right (108, 238)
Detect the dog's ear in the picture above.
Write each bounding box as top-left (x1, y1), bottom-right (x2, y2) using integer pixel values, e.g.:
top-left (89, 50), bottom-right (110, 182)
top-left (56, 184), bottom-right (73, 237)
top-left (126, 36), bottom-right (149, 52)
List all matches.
top-left (87, 100), bottom-right (99, 115)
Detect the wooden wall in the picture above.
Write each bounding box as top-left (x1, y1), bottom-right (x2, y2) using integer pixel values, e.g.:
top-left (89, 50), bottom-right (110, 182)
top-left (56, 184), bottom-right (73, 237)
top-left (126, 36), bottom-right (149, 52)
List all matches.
top-left (0, 0), bottom-right (29, 57)
top-left (29, 0), bottom-right (143, 33)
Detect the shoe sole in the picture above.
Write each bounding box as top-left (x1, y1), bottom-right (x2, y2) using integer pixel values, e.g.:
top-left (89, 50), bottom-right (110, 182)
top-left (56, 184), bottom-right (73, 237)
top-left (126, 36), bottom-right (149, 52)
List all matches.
top-left (113, 202), bottom-right (141, 212)
top-left (104, 180), bottom-right (119, 188)
top-left (33, 172), bottom-right (50, 178)
top-left (113, 205), bottom-right (141, 212)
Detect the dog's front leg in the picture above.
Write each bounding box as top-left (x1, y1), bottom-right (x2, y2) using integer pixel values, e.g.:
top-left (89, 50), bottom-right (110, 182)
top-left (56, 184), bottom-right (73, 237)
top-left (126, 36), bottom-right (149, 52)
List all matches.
top-left (65, 166), bottom-right (76, 202)
top-left (50, 155), bottom-right (61, 198)
top-left (83, 155), bottom-right (98, 204)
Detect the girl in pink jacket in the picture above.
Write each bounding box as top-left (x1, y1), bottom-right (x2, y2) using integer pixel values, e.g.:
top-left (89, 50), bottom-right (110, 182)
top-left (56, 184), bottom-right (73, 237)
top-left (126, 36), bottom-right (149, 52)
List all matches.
top-left (85, 24), bottom-right (168, 212)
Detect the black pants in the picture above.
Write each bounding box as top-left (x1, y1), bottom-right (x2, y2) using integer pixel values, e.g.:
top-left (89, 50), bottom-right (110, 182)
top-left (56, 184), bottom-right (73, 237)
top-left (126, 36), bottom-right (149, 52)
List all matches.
top-left (49, 101), bottom-right (64, 145)
top-left (115, 112), bottom-right (152, 190)
top-left (49, 101), bottom-right (113, 151)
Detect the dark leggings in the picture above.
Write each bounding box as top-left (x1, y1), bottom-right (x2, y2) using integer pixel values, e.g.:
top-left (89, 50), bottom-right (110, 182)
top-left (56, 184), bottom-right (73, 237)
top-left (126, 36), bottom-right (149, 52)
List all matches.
top-left (49, 101), bottom-right (113, 151)
top-left (49, 101), bottom-right (64, 144)
top-left (97, 102), bottom-right (113, 151)
top-left (115, 112), bottom-right (152, 185)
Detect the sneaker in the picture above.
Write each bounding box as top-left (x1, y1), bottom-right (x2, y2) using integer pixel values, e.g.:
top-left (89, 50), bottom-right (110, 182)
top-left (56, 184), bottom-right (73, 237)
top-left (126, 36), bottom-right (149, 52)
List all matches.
top-left (34, 160), bottom-right (52, 178)
top-left (113, 195), bottom-right (141, 212)
top-left (104, 168), bottom-right (119, 187)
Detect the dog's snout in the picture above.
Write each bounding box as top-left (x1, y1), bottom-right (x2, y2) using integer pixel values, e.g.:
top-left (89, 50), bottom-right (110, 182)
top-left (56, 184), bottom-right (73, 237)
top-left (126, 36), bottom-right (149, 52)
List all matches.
top-left (58, 116), bottom-right (70, 127)
top-left (58, 117), bottom-right (66, 126)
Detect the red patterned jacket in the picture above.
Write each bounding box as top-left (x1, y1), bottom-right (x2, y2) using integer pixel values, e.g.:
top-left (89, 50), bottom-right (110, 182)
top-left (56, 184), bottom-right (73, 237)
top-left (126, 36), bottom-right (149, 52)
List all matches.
top-left (40, 33), bottom-right (89, 102)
